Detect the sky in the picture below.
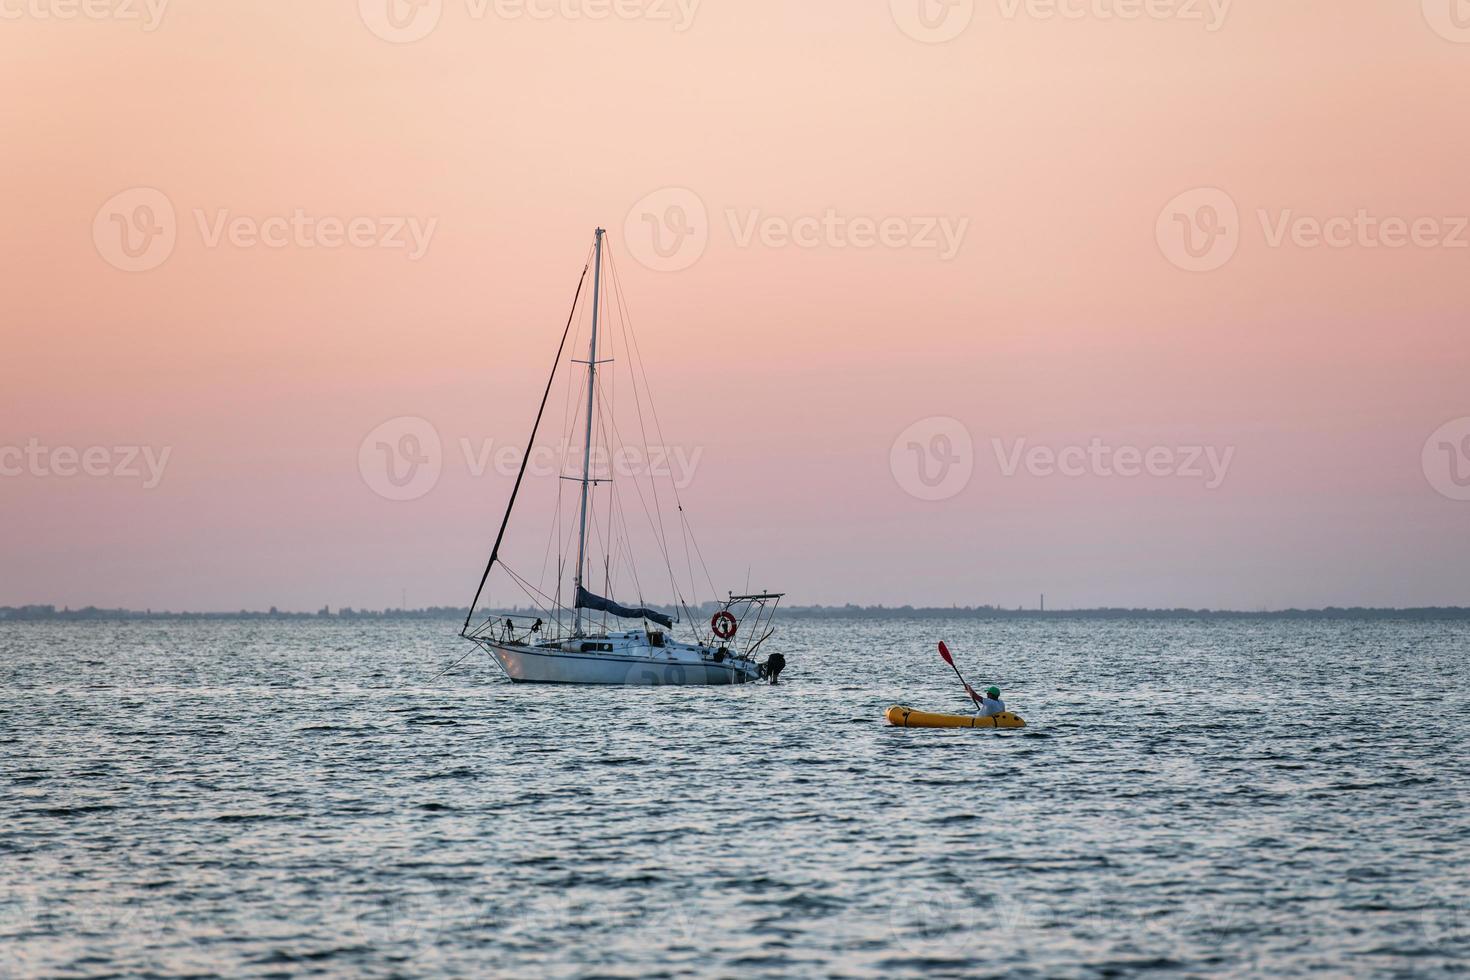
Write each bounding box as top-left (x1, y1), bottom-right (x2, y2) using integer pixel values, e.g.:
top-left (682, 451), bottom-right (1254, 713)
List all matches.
top-left (2, 0), bottom-right (1468, 612)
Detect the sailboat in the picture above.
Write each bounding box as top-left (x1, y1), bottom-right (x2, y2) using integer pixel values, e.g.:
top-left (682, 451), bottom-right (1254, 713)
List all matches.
top-left (460, 228), bottom-right (787, 686)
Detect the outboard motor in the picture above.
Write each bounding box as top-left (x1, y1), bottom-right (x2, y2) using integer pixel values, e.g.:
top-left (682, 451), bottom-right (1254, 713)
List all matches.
top-left (760, 652), bottom-right (786, 685)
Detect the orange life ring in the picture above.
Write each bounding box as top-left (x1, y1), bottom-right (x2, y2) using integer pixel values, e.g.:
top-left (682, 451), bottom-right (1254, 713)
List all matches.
top-left (710, 610), bottom-right (737, 640)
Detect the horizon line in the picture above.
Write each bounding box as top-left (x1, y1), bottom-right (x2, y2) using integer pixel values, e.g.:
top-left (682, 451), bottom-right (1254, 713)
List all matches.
top-left (4, 602), bottom-right (1470, 620)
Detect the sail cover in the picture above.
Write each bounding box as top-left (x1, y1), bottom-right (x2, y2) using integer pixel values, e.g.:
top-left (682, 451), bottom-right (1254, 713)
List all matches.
top-left (575, 586), bottom-right (674, 629)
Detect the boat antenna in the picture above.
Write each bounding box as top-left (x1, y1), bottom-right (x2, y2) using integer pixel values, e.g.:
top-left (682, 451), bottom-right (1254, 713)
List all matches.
top-left (572, 227), bottom-right (605, 635)
top-left (461, 253), bottom-right (591, 636)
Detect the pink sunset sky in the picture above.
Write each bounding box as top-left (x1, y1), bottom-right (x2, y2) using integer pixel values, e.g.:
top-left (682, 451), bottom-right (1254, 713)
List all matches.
top-left (2, 0), bottom-right (1468, 611)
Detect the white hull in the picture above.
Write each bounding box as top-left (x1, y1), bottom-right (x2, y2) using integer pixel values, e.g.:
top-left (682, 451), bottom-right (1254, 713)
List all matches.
top-left (478, 634), bottom-right (760, 686)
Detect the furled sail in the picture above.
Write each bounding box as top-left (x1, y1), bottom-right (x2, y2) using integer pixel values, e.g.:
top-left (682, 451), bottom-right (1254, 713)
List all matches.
top-left (575, 586), bottom-right (674, 629)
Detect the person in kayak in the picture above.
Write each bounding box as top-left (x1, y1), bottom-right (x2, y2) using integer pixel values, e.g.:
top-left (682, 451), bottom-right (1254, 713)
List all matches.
top-left (976, 686), bottom-right (1005, 716)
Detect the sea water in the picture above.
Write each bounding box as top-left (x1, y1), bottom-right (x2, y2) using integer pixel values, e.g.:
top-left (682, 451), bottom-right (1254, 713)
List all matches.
top-left (2, 617), bottom-right (1467, 977)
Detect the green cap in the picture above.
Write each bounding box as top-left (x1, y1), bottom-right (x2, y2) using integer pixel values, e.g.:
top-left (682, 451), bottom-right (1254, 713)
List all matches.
top-left (986, 686), bottom-right (1001, 698)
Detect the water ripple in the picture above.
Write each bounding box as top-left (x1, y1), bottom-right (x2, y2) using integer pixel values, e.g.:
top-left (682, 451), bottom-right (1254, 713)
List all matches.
top-left (1, 617), bottom-right (1468, 977)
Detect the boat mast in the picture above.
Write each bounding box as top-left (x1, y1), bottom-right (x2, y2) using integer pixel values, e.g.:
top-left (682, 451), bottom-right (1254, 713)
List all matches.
top-left (573, 227), bottom-right (605, 635)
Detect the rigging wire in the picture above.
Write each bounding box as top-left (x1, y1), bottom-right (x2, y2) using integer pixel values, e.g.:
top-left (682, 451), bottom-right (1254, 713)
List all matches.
top-left (462, 247), bottom-right (591, 636)
top-left (597, 276), bottom-right (661, 617)
top-left (596, 372), bottom-right (657, 618)
top-left (603, 249), bottom-right (683, 607)
top-left (535, 451), bottom-right (563, 595)
top-left (538, 340), bottom-right (590, 601)
top-left (501, 561), bottom-right (557, 612)
top-left (608, 247), bottom-right (710, 573)
top-left (593, 393), bottom-right (683, 607)
top-left (605, 244), bottom-right (719, 622)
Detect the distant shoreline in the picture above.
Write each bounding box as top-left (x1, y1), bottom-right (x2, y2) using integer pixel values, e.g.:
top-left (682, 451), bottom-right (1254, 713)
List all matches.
top-left (4, 604), bottom-right (1469, 622)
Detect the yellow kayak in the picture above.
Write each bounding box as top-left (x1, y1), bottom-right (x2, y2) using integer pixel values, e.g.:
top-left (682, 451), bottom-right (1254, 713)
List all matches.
top-left (885, 705), bottom-right (1026, 729)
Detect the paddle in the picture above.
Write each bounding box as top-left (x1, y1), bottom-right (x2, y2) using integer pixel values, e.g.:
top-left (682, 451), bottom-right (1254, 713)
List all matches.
top-left (937, 641), bottom-right (984, 712)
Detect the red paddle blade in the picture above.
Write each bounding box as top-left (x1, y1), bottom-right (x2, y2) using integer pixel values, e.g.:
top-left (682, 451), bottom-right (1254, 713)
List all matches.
top-left (938, 641), bottom-right (954, 666)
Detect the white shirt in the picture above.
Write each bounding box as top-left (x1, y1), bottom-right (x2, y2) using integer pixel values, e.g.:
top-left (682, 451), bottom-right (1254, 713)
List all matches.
top-left (979, 696), bottom-right (1005, 717)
